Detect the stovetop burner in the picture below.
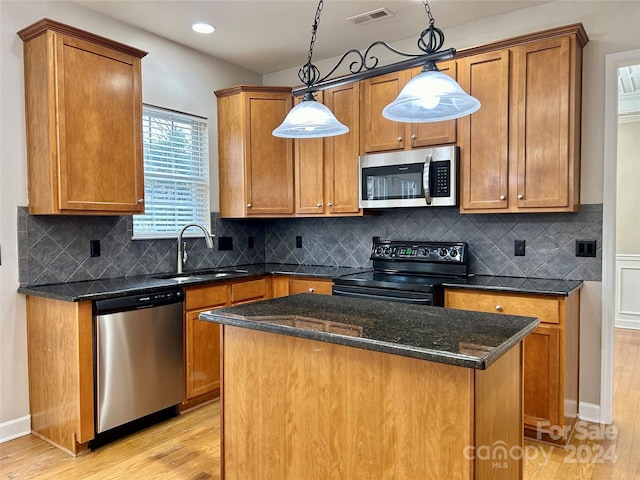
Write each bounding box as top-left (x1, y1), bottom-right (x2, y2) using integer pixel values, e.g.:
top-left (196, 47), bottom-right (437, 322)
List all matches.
top-left (332, 240), bottom-right (470, 306)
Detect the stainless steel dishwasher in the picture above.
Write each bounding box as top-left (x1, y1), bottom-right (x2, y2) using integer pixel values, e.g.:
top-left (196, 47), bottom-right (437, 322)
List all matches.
top-left (90, 288), bottom-right (184, 448)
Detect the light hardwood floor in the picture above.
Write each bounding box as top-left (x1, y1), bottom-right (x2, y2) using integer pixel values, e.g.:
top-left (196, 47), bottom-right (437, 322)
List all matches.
top-left (2, 329), bottom-right (639, 479)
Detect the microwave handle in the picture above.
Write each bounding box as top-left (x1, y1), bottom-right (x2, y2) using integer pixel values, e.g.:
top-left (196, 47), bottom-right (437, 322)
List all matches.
top-left (423, 154), bottom-right (432, 205)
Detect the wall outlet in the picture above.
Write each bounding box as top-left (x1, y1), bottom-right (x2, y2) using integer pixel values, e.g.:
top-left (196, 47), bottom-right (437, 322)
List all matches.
top-left (576, 240), bottom-right (597, 257)
top-left (90, 240), bottom-right (101, 257)
top-left (218, 236), bottom-right (233, 251)
top-left (296, 236), bottom-right (303, 248)
top-left (514, 239), bottom-right (525, 256)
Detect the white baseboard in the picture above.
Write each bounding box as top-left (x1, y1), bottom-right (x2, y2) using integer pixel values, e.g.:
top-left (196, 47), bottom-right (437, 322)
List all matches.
top-left (0, 415), bottom-right (31, 444)
top-left (579, 401), bottom-right (603, 424)
top-left (615, 319), bottom-right (640, 330)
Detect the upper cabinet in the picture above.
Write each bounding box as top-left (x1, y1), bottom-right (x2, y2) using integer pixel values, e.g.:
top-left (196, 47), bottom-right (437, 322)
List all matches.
top-left (18, 19), bottom-right (147, 215)
top-left (215, 86), bottom-right (294, 218)
top-left (359, 60), bottom-right (457, 154)
top-left (295, 83), bottom-right (362, 216)
top-left (458, 24), bottom-right (587, 213)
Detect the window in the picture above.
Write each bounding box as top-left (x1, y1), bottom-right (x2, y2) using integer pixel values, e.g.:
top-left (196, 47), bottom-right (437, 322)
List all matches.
top-left (133, 105), bottom-right (210, 239)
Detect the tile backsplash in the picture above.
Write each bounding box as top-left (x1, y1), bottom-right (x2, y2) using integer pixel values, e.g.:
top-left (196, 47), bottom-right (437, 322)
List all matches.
top-left (18, 205), bottom-right (602, 286)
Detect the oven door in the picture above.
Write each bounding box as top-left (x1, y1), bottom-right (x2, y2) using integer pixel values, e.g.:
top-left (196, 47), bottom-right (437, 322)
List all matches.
top-left (332, 284), bottom-right (434, 305)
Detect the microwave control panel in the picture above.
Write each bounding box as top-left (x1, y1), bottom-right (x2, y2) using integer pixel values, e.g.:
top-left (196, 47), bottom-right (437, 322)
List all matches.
top-left (430, 160), bottom-right (450, 197)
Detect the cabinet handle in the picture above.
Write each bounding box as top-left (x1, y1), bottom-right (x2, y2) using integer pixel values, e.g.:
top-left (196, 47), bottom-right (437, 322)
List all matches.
top-left (496, 305), bottom-right (503, 312)
top-left (327, 201), bottom-right (333, 207)
top-left (247, 203), bottom-right (252, 208)
top-left (137, 198), bottom-right (144, 204)
top-left (308, 287), bottom-right (314, 293)
top-left (397, 137), bottom-right (403, 142)
top-left (518, 194), bottom-right (524, 200)
top-left (499, 195), bottom-right (506, 201)
top-left (316, 203), bottom-right (322, 208)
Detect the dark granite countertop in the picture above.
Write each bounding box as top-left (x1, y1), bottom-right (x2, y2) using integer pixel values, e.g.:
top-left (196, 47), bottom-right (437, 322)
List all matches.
top-left (199, 293), bottom-right (539, 370)
top-left (17, 264), bottom-right (368, 302)
top-left (442, 275), bottom-right (583, 296)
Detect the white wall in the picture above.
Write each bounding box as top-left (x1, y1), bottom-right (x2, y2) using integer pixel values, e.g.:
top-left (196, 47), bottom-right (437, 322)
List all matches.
top-left (0, 0), bottom-right (261, 441)
top-left (264, 1), bottom-right (640, 418)
top-left (616, 119), bottom-right (640, 255)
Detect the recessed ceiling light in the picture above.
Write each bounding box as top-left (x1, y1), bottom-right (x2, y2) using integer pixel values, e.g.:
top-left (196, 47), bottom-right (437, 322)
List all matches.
top-left (192, 23), bottom-right (215, 34)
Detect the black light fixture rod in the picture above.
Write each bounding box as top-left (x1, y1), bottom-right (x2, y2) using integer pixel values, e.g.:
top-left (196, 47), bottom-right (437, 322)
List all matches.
top-left (292, 48), bottom-right (455, 97)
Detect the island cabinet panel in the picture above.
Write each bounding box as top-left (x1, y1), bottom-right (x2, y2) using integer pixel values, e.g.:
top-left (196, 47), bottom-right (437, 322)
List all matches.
top-left (220, 326), bottom-right (523, 480)
top-left (18, 19), bottom-right (146, 215)
top-left (271, 276), bottom-right (333, 297)
top-left (215, 86), bottom-right (294, 218)
top-left (445, 288), bottom-right (580, 445)
top-left (25, 296), bottom-right (94, 456)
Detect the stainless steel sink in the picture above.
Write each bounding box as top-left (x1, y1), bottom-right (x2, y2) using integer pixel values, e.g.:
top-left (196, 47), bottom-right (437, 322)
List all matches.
top-left (154, 269), bottom-right (248, 282)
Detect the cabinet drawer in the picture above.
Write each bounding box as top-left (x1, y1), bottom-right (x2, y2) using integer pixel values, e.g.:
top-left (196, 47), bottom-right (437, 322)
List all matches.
top-left (231, 279), bottom-right (268, 305)
top-left (185, 284), bottom-right (228, 311)
top-left (287, 278), bottom-right (333, 295)
top-left (445, 289), bottom-right (560, 324)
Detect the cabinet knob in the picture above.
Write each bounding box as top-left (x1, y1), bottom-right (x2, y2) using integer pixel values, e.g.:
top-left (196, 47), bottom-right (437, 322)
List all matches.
top-left (247, 203), bottom-right (252, 208)
top-left (518, 194), bottom-right (524, 200)
top-left (397, 137), bottom-right (403, 142)
top-left (308, 287), bottom-right (314, 293)
top-left (327, 202), bottom-right (333, 207)
top-left (317, 203), bottom-right (322, 208)
top-left (411, 134), bottom-right (416, 140)
top-left (137, 198), bottom-right (144, 204)
top-left (499, 195), bottom-right (506, 201)
top-left (496, 305), bottom-right (503, 312)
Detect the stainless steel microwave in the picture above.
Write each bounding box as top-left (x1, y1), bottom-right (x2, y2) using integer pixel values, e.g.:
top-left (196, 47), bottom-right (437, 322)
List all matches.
top-left (359, 146), bottom-right (459, 208)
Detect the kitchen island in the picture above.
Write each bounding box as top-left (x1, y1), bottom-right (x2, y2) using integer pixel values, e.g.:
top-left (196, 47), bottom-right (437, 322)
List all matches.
top-left (200, 293), bottom-right (539, 480)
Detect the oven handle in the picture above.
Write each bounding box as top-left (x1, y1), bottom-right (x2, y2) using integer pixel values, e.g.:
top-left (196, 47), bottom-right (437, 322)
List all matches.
top-left (423, 154), bottom-right (432, 205)
top-left (332, 287), bottom-right (434, 305)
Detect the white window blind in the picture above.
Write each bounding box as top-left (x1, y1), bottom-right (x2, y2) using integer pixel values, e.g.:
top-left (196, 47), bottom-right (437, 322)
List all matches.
top-left (133, 105), bottom-right (210, 239)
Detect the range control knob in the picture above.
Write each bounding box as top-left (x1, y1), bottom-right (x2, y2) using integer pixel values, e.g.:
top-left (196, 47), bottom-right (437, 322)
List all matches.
top-left (420, 248), bottom-right (430, 256)
top-left (439, 248), bottom-right (448, 257)
top-left (450, 249), bottom-right (458, 258)
top-left (383, 247), bottom-right (392, 256)
top-left (374, 246), bottom-right (383, 256)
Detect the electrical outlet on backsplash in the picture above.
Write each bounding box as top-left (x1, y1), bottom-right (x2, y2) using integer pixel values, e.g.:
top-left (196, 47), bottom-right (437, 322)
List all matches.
top-left (17, 206), bottom-right (603, 286)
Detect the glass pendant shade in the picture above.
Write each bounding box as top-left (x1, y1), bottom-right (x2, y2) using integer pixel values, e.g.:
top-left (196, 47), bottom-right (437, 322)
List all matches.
top-left (382, 66), bottom-right (481, 123)
top-left (272, 97), bottom-right (349, 138)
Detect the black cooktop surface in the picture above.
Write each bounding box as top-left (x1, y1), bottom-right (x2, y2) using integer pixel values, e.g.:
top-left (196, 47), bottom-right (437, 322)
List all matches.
top-left (333, 271), bottom-right (467, 293)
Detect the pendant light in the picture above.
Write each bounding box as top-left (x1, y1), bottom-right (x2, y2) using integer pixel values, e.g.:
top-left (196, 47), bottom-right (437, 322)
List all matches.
top-left (382, 2), bottom-right (480, 122)
top-left (273, 1), bottom-right (348, 138)
top-left (273, 0), bottom-right (480, 139)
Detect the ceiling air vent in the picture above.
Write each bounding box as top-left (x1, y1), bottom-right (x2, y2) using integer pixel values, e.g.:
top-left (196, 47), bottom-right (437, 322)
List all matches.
top-left (347, 8), bottom-right (394, 26)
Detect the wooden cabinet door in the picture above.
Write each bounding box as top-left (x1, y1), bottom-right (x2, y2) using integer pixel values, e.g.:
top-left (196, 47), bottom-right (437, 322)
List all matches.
top-left (512, 37), bottom-right (573, 210)
top-left (458, 50), bottom-right (510, 212)
top-left (360, 71), bottom-right (408, 153)
top-left (55, 35), bottom-right (144, 213)
top-left (286, 278), bottom-right (333, 295)
top-left (323, 82), bottom-right (361, 215)
top-left (523, 324), bottom-right (561, 431)
top-left (408, 61), bottom-right (457, 147)
top-left (186, 309), bottom-right (222, 400)
top-left (246, 92), bottom-right (294, 215)
top-left (295, 93), bottom-right (326, 215)
top-left (231, 278), bottom-right (269, 305)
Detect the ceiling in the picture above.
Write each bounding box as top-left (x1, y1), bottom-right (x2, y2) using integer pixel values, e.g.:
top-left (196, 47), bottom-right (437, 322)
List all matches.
top-left (74, 0), bottom-right (550, 75)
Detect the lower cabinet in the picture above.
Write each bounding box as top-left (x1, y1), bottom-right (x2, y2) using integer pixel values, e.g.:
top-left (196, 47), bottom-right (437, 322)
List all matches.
top-left (271, 276), bottom-right (333, 298)
top-left (182, 277), bottom-right (270, 410)
top-left (445, 288), bottom-right (580, 445)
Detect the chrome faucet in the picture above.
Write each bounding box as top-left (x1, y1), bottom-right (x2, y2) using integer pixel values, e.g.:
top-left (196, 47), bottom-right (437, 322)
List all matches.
top-left (177, 223), bottom-right (214, 274)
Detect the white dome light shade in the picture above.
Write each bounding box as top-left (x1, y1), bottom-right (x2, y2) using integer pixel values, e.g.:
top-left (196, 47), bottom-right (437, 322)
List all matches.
top-left (383, 68), bottom-right (481, 123)
top-left (273, 98), bottom-right (349, 138)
